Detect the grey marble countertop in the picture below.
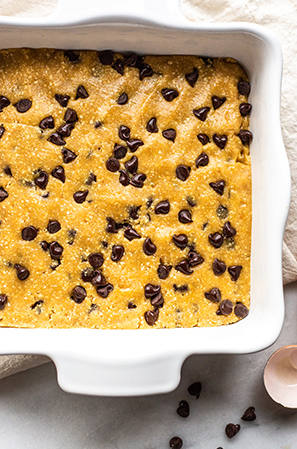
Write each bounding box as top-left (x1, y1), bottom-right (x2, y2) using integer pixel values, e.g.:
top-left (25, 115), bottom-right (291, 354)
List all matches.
top-left (1, 282), bottom-right (297, 449)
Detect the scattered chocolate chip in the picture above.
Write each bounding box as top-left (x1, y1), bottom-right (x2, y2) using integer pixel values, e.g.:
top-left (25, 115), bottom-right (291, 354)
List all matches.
top-left (178, 210), bottom-right (193, 224)
top-left (21, 226), bottom-right (37, 241)
top-left (124, 53), bottom-right (142, 67)
top-left (125, 156), bottom-right (138, 174)
top-left (0, 95), bottom-right (10, 112)
top-left (216, 205), bottom-right (228, 219)
top-left (241, 406), bottom-right (256, 421)
top-left (127, 139), bottom-right (144, 152)
top-left (0, 125), bottom-right (5, 139)
top-left (139, 63), bottom-right (153, 80)
top-left (213, 258), bottom-right (226, 275)
top-left (176, 400), bottom-right (190, 418)
top-left (119, 125), bottom-right (131, 141)
top-left (67, 229), bottom-right (76, 245)
top-left (150, 292), bottom-right (164, 308)
top-left (56, 122), bottom-right (74, 137)
top-left (201, 56), bottom-right (213, 66)
top-left (155, 200), bottom-right (170, 215)
top-left (173, 234), bottom-right (188, 249)
top-left (158, 264), bottom-right (171, 280)
top-left (144, 284), bottom-right (161, 298)
top-left (228, 265), bottom-right (242, 281)
top-left (62, 148), bottom-right (77, 163)
top-left (197, 133), bottom-right (209, 145)
top-left (175, 260), bottom-right (194, 275)
top-left (239, 129), bottom-right (253, 145)
top-left (128, 301), bottom-right (137, 309)
top-left (91, 271), bottom-right (106, 287)
top-left (146, 117), bottom-right (158, 133)
top-left (188, 251), bottom-right (204, 266)
top-left (238, 80), bottom-right (250, 96)
top-left (188, 382), bottom-right (202, 399)
top-left (4, 166), bottom-right (12, 176)
top-left (73, 190), bottom-right (88, 203)
top-left (186, 197), bottom-right (196, 207)
top-left (46, 220), bottom-right (60, 234)
top-left (14, 99), bottom-right (32, 113)
top-left (14, 264), bottom-right (30, 280)
top-left (49, 242), bottom-right (63, 259)
top-left (97, 283), bottom-right (114, 298)
top-left (31, 300), bottom-right (43, 311)
top-left (193, 107), bottom-right (210, 121)
top-left (235, 302), bottom-right (249, 318)
top-left (119, 170), bottom-right (130, 186)
top-left (114, 144), bottom-right (127, 159)
top-left (51, 166), bottom-right (65, 183)
top-left (71, 286), bottom-right (86, 304)
top-left (40, 241), bottom-right (49, 251)
top-left (0, 294), bottom-right (7, 310)
top-left (144, 308), bottom-right (159, 325)
top-left (34, 171), bottom-right (48, 189)
top-left (106, 157), bottom-right (120, 172)
top-left (85, 172), bottom-right (97, 185)
top-left (99, 50), bottom-right (114, 65)
top-left (240, 102), bottom-right (252, 117)
top-left (94, 121), bottom-right (102, 129)
top-left (161, 88), bottom-right (179, 102)
top-left (42, 192), bottom-right (50, 199)
top-left (88, 253), bottom-right (104, 269)
top-left (225, 423), bottom-right (240, 439)
top-left (111, 245), bottom-right (124, 262)
top-left (185, 67), bottom-right (199, 87)
top-left (106, 217), bottom-right (118, 233)
top-left (64, 108), bottom-right (78, 123)
top-left (219, 299), bottom-right (233, 315)
top-left (48, 132), bottom-right (66, 146)
top-left (55, 94), bottom-right (70, 107)
top-left (112, 59), bottom-right (124, 75)
top-left (39, 115), bottom-right (54, 130)
top-left (196, 152), bottom-right (209, 167)
top-left (173, 284), bottom-right (188, 292)
top-left (176, 165), bottom-right (190, 181)
top-left (169, 437), bottom-right (183, 449)
top-left (212, 95), bottom-right (226, 110)
top-left (64, 50), bottom-right (80, 62)
top-left (213, 133), bottom-right (227, 149)
top-left (75, 85), bottom-right (89, 99)
top-left (208, 232), bottom-right (224, 248)
top-left (129, 205), bottom-right (140, 219)
top-left (0, 187), bottom-right (8, 202)
top-left (223, 221), bottom-right (236, 238)
top-left (117, 92), bottom-right (128, 105)
top-left (130, 173), bottom-right (146, 188)
top-left (124, 226), bottom-right (141, 241)
top-left (204, 287), bottom-right (221, 303)
top-left (143, 237), bottom-right (157, 256)
top-left (210, 180), bottom-right (225, 195)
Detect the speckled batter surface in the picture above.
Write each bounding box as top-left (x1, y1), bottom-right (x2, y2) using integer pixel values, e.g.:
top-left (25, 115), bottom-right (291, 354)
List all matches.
top-left (0, 49), bottom-right (251, 329)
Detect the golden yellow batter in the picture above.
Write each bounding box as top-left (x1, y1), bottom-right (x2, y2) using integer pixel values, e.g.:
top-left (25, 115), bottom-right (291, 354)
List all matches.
top-left (0, 49), bottom-right (252, 329)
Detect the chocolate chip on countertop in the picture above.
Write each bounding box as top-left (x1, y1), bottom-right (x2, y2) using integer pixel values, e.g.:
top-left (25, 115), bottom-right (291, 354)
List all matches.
top-left (144, 284), bottom-right (161, 298)
top-left (47, 220), bottom-right (61, 234)
top-left (238, 80), bottom-right (250, 96)
top-left (64, 108), bottom-right (78, 123)
top-left (197, 133), bottom-right (209, 145)
top-left (158, 264), bottom-right (172, 280)
top-left (218, 299), bottom-right (233, 315)
top-left (139, 63), bottom-right (153, 80)
top-left (212, 95), bottom-right (226, 110)
top-left (204, 287), bottom-right (221, 303)
top-left (55, 94), bottom-right (70, 107)
top-left (234, 302), bottom-right (249, 318)
top-left (119, 170), bottom-right (130, 186)
top-left (14, 99), bottom-right (32, 113)
top-left (216, 205), bottom-right (228, 219)
top-left (39, 115), bottom-right (55, 130)
top-left (114, 144), bottom-right (127, 159)
top-left (209, 232), bottom-right (224, 248)
top-left (91, 270), bottom-right (106, 287)
top-left (73, 190), bottom-right (88, 203)
top-left (143, 237), bottom-right (157, 255)
top-left (106, 217), bottom-right (118, 233)
top-left (106, 157), bottom-right (120, 172)
top-left (124, 226), bottom-right (141, 241)
top-left (119, 125), bottom-right (131, 141)
top-left (155, 200), bottom-right (170, 215)
top-left (0, 187), bottom-right (9, 202)
top-left (225, 423), bottom-right (240, 439)
top-left (111, 245), bottom-right (124, 262)
top-left (193, 106), bottom-right (210, 121)
top-left (48, 132), bottom-right (66, 146)
top-left (57, 123), bottom-right (74, 137)
top-left (0, 294), bottom-right (7, 310)
top-left (75, 85), bottom-right (89, 99)
top-left (169, 436), bottom-right (183, 449)
top-left (0, 95), bottom-right (10, 111)
top-left (187, 382), bottom-right (202, 399)
top-left (125, 156), bottom-right (138, 174)
top-left (176, 165), bottom-right (191, 181)
top-left (223, 221), bottom-right (236, 238)
top-left (161, 88), bottom-right (179, 102)
top-left (62, 148), bottom-right (77, 163)
top-left (239, 129), bottom-right (253, 145)
top-left (241, 406), bottom-right (256, 421)
top-left (210, 180), bottom-right (225, 196)
top-left (71, 286), bottom-right (87, 304)
top-left (178, 210), bottom-right (193, 224)
top-left (146, 117), bottom-right (158, 133)
top-left (41, 241), bottom-right (49, 251)
top-left (112, 59), bottom-right (124, 75)
top-left (117, 92), bottom-right (128, 105)
top-left (188, 251), bottom-right (204, 267)
top-left (144, 308), bottom-right (159, 325)
top-left (99, 50), bottom-right (114, 65)
top-left (88, 253), bottom-right (104, 269)
top-left (97, 283), bottom-right (114, 298)
top-left (127, 139), bottom-right (144, 152)
top-left (228, 265), bottom-right (242, 281)
top-left (130, 173), bottom-right (146, 188)
top-left (175, 260), bottom-right (194, 275)
top-left (213, 133), bottom-right (227, 149)
top-left (213, 258), bottom-right (227, 275)
top-left (49, 242), bottom-right (63, 259)
top-left (14, 264), bottom-right (30, 280)
top-left (185, 67), bottom-right (199, 87)
top-left (34, 171), bottom-right (48, 189)
top-left (22, 226), bottom-right (38, 241)
top-left (177, 400), bottom-right (190, 418)
top-left (173, 234), bottom-right (188, 249)
top-left (196, 152), bottom-right (209, 167)
top-left (240, 102), bottom-right (252, 117)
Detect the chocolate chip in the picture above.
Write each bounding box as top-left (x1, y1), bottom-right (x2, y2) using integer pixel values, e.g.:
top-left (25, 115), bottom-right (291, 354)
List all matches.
top-left (46, 220), bottom-right (60, 234)
top-left (4, 166), bottom-right (11, 177)
top-left (146, 117), bottom-right (158, 133)
top-left (117, 92), bottom-right (128, 105)
top-left (144, 308), bottom-right (159, 325)
top-left (73, 190), bottom-right (88, 203)
top-left (119, 125), bottom-right (131, 141)
top-left (197, 133), bottom-right (209, 145)
top-left (228, 265), bottom-right (242, 281)
top-left (204, 287), bottom-right (221, 303)
top-left (14, 264), bottom-right (30, 280)
top-left (85, 172), bottom-right (97, 185)
top-left (150, 292), bottom-right (164, 308)
top-left (97, 283), bottom-right (114, 298)
top-left (0, 187), bottom-right (8, 202)
top-left (139, 63), bottom-right (153, 80)
top-left (185, 67), bottom-right (199, 87)
top-left (130, 173), bottom-right (146, 188)
top-left (67, 229), bottom-right (76, 245)
top-left (0, 125), bottom-right (4, 139)
top-left (88, 253), bottom-right (104, 268)
top-left (176, 400), bottom-right (190, 418)
top-left (188, 251), bottom-right (204, 266)
top-left (129, 206), bottom-right (140, 219)
top-left (0, 95), bottom-right (10, 112)
top-left (240, 103), bottom-right (252, 116)
top-left (124, 226), bottom-right (141, 241)
top-left (238, 80), bottom-right (250, 96)
top-left (173, 234), bottom-right (188, 250)
top-left (48, 132), bottom-right (66, 146)
top-left (62, 148), bottom-right (77, 163)
top-left (187, 382), bottom-right (202, 399)
top-left (144, 284), bottom-right (161, 298)
top-left (119, 170), bottom-right (130, 186)
top-left (111, 245), bottom-right (124, 262)
top-left (42, 192), bottom-right (50, 199)
top-left (193, 107), bottom-right (210, 121)
top-left (75, 85), bottom-right (89, 99)
top-left (178, 210), bottom-right (192, 224)
top-left (241, 406), bottom-right (256, 421)
top-left (155, 200), bottom-right (170, 215)
top-left (208, 232), bottom-right (224, 248)
top-left (128, 301), bottom-right (137, 309)
top-left (124, 53), bottom-right (142, 67)
top-left (39, 116), bottom-right (54, 130)
top-left (49, 242), bottom-right (63, 259)
top-left (71, 286), bottom-right (86, 304)
top-left (106, 157), bottom-right (120, 172)
top-left (219, 299), bottom-right (233, 315)
top-left (56, 123), bottom-right (74, 137)
top-left (64, 50), bottom-right (80, 62)
top-left (196, 152), bottom-right (209, 167)
top-left (186, 197), bottom-right (196, 207)
top-left (169, 437), bottom-right (183, 449)
top-left (161, 88), bottom-right (179, 102)
top-left (239, 129), bottom-right (253, 145)
top-left (234, 302), bottom-right (249, 318)
top-left (223, 221), bottom-right (236, 238)
top-left (91, 270), bottom-right (106, 287)
top-left (0, 294), bottom-right (7, 310)
top-left (14, 99), bottom-right (32, 113)
top-left (22, 226), bottom-right (38, 241)
top-left (173, 284), bottom-right (188, 292)
top-left (158, 264), bottom-right (171, 279)
top-left (225, 423), bottom-right (240, 439)
top-left (106, 217), bottom-right (118, 233)
top-left (41, 241), bottom-right (49, 251)
top-left (212, 95), bottom-right (226, 110)
top-left (55, 94), bottom-right (70, 107)
top-left (125, 156), bottom-right (138, 174)
top-left (99, 50), bottom-right (114, 65)
top-left (112, 59), bottom-right (124, 75)
top-left (213, 258), bottom-right (226, 275)
top-left (30, 300), bottom-right (43, 311)
top-left (34, 171), bottom-right (48, 189)
top-left (175, 260), bottom-right (194, 275)
top-left (143, 237), bottom-right (157, 255)
top-left (94, 121), bottom-right (102, 129)
top-left (162, 128), bottom-right (177, 143)
top-left (127, 139), bottom-right (144, 152)
top-left (202, 56), bottom-right (213, 66)
top-left (64, 108), bottom-right (78, 123)
top-left (210, 180), bottom-right (225, 196)
top-left (213, 134), bottom-right (227, 149)
top-left (216, 205), bottom-right (228, 219)
top-left (114, 144), bottom-right (127, 159)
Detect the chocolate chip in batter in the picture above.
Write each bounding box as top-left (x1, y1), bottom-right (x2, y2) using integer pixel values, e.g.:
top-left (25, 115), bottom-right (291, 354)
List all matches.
top-left (213, 134), bottom-right (227, 149)
top-left (239, 129), bottom-right (253, 145)
top-left (49, 242), bottom-right (63, 259)
top-left (228, 265), bottom-right (242, 281)
top-left (99, 50), bottom-right (114, 65)
top-left (127, 139), bottom-right (144, 152)
top-left (51, 166), bottom-right (65, 184)
top-left (64, 50), bottom-right (80, 63)
top-left (216, 204), bottom-right (228, 219)
top-left (188, 251), bottom-right (204, 266)
top-left (175, 260), bottom-right (193, 275)
top-left (34, 171), bottom-right (48, 190)
top-left (173, 284), bottom-right (188, 292)
top-left (111, 245), bottom-right (124, 262)
top-left (188, 381), bottom-right (202, 399)
top-left (234, 302), bottom-right (249, 318)
top-left (204, 287), bottom-right (221, 303)
top-left (186, 197), bottom-right (197, 207)
top-left (144, 308), bottom-right (159, 325)
top-left (173, 234), bottom-right (188, 250)
top-left (106, 217), bottom-right (118, 233)
top-left (155, 200), bottom-right (170, 215)
top-left (197, 133), bottom-right (209, 145)
top-left (241, 406), bottom-right (256, 421)
top-left (112, 59), bottom-right (124, 75)
top-left (117, 92), bottom-right (128, 105)
top-left (106, 157), bottom-right (120, 172)
top-left (71, 286), bottom-right (87, 304)
top-left (213, 258), bottom-right (226, 275)
top-left (130, 173), bottom-right (146, 188)
top-left (210, 180), bottom-right (225, 195)
top-left (239, 102), bottom-right (252, 116)
top-left (47, 220), bottom-right (61, 234)
top-left (114, 144), bottom-right (127, 159)
top-left (0, 294), bottom-right (8, 310)
top-left (124, 156), bottom-right (138, 174)
top-left (219, 299), bottom-right (233, 315)
top-left (161, 88), bottom-right (179, 102)
top-left (88, 253), bottom-right (104, 269)
top-left (0, 125), bottom-right (4, 139)
top-left (177, 400), bottom-right (190, 418)
top-left (0, 95), bottom-right (10, 112)
top-left (40, 241), bottom-right (49, 251)
top-left (124, 53), bottom-right (142, 67)
top-left (193, 107), bottom-right (210, 121)
top-left (124, 226), bottom-right (141, 241)
top-left (0, 187), bottom-right (8, 202)
top-left (209, 232), bottom-right (224, 248)
top-left (119, 170), bottom-right (130, 186)
top-left (22, 226), bottom-right (38, 241)
top-left (129, 205), bottom-right (140, 219)
top-left (14, 264), bottom-right (30, 280)
top-left (73, 190), bottom-right (88, 203)
top-left (185, 67), bottom-right (199, 87)
top-left (14, 99), bottom-right (32, 113)
top-left (56, 123), bottom-right (74, 137)
top-left (97, 283), bottom-right (114, 298)
top-left (223, 221), bottom-right (236, 238)
top-left (81, 268), bottom-right (94, 283)
top-left (85, 172), bottom-right (97, 185)
top-left (175, 165), bottom-right (190, 181)
top-left (158, 264), bottom-right (172, 280)
top-left (178, 210), bottom-right (193, 224)
top-left (212, 95), bottom-right (226, 110)
top-left (128, 301), bottom-right (137, 309)
top-left (75, 85), bottom-right (89, 99)
top-left (139, 63), bottom-right (153, 80)
top-left (94, 121), bottom-right (102, 129)
top-left (150, 292), bottom-right (164, 308)
top-left (144, 284), bottom-right (161, 298)
top-left (162, 128), bottom-right (176, 142)
top-left (39, 115), bottom-right (55, 130)
top-left (67, 229), bottom-right (76, 245)
top-left (119, 125), bottom-right (130, 141)
top-left (48, 132), bottom-right (66, 146)
top-left (91, 270), bottom-right (106, 287)
top-left (62, 148), bottom-right (77, 163)
top-left (4, 166), bottom-right (12, 176)
top-left (146, 117), bottom-right (158, 133)
top-left (64, 108), bottom-right (78, 123)
top-left (238, 80), bottom-right (250, 96)
top-left (225, 423), bottom-right (240, 439)
top-left (143, 237), bottom-right (157, 255)
top-left (196, 152), bottom-right (209, 167)
top-left (55, 94), bottom-right (70, 107)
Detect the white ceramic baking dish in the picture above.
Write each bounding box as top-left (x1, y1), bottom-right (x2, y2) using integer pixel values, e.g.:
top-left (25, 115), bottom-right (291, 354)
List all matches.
top-left (0, 0), bottom-right (290, 396)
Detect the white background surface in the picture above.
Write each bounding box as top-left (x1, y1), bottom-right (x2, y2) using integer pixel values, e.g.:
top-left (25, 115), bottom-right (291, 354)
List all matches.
top-left (1, 283), bottom-right (296, 448)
